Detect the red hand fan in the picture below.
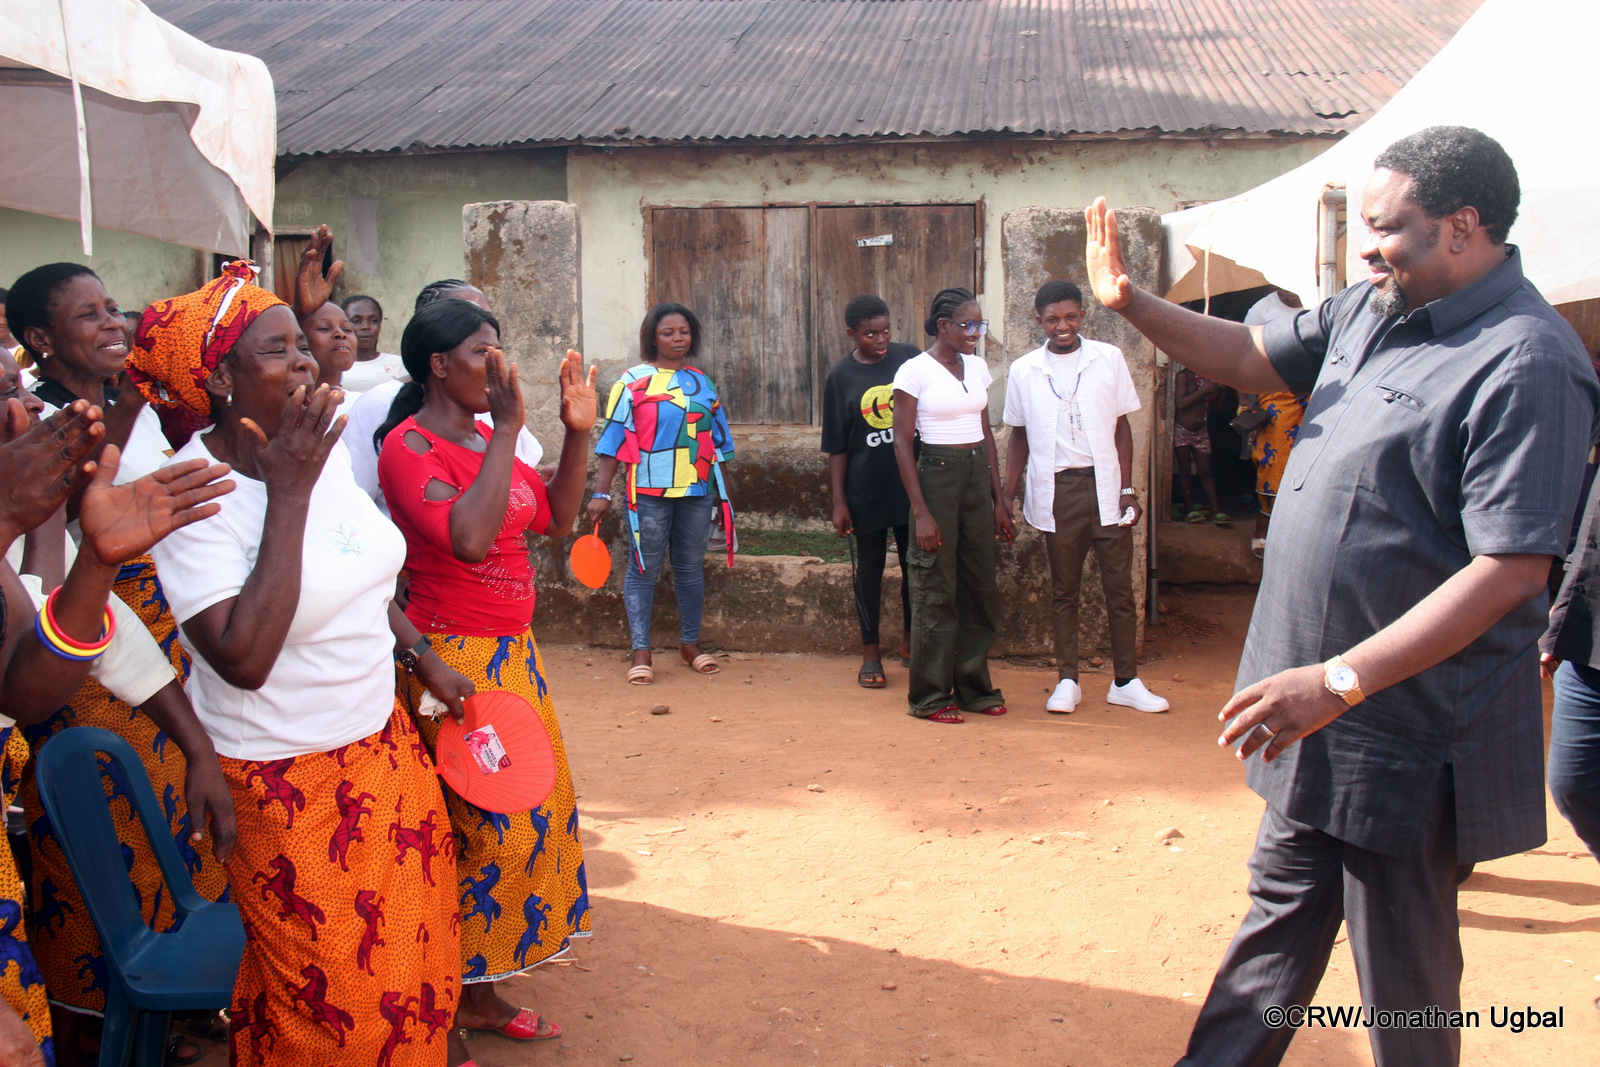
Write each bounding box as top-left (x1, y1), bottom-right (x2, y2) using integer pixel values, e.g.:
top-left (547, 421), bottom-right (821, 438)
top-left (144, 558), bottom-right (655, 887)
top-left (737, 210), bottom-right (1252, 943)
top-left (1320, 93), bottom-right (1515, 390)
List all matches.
top-left (434, 690), bottom-right (557, 813)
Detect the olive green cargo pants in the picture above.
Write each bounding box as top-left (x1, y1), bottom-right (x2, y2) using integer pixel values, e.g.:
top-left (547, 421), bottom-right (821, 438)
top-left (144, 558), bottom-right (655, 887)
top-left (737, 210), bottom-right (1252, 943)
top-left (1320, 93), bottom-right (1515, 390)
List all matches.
top-left (905, 443), bottom-right (1005, 716)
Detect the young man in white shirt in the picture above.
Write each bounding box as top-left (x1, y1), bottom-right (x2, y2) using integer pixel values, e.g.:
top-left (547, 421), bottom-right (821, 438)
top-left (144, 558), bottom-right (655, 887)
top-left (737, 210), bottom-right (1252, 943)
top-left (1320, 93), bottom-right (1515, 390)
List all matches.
top-left (1002, 280), bottom-right (1167, 713)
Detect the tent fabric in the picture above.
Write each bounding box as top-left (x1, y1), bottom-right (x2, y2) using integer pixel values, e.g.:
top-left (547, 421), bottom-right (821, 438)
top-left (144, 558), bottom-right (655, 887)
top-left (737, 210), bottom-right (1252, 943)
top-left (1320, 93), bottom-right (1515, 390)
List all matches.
top-left (0, 0), bottom-right (275, 256)
top-left (1163, 0), bottom-right (1600, 309)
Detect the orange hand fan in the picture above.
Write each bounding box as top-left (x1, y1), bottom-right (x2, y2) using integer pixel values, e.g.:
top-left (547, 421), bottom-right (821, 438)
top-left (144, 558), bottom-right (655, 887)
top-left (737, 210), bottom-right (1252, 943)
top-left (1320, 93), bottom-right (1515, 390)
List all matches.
top-left (434, 690), bottom-right (557, 813)
top-left (570, 522), bottom-right (612, 589)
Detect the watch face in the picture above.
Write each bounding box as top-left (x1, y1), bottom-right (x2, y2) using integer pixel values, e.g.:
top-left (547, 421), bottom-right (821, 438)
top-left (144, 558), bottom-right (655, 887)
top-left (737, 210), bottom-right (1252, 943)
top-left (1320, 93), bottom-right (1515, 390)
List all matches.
top-left (1328, 665), bottom-right (1357, 692)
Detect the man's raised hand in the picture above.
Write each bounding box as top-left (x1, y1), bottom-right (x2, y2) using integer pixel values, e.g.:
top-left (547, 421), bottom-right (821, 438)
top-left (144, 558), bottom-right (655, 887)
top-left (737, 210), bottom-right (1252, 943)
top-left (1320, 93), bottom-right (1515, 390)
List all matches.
top-left (1085, 197), bottom-right (1135, 311)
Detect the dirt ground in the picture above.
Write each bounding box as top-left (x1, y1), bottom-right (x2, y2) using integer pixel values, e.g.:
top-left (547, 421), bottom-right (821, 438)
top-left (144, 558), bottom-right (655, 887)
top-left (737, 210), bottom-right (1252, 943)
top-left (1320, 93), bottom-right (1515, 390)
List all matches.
top-left (197, 584), bottom-right (1597, 1066)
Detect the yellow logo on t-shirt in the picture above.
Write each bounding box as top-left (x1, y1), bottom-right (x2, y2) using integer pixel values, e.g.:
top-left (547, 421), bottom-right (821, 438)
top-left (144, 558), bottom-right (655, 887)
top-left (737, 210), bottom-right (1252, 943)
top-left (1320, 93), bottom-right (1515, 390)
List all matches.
top-left (860, 384), bottom-right (895, 430)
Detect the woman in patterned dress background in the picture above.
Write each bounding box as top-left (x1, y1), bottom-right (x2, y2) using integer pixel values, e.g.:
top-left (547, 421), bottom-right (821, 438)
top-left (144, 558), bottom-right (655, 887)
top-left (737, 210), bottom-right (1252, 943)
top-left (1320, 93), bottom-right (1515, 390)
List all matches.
top-left (376, 297), bottom-right (596, 1067)
top-left (586, 303), bottom-right (736, 684)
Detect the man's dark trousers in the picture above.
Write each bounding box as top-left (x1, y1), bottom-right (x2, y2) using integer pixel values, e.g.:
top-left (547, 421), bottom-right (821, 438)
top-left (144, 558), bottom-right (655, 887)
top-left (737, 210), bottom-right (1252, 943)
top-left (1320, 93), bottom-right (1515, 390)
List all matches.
top-left (1178, 770), bottom-right (1463, 1067)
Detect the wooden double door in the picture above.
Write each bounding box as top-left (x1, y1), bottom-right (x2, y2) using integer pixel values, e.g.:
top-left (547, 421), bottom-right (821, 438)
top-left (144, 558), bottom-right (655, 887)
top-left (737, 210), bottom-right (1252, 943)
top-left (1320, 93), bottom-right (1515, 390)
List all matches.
top-left (649, 204), bottom-right (979, 424)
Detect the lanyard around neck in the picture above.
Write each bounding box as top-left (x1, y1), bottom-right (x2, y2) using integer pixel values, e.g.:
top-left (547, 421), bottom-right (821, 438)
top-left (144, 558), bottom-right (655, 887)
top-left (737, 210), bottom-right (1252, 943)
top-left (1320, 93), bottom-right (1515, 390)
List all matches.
top-left (1043, 352), bottom-right (1086, 437)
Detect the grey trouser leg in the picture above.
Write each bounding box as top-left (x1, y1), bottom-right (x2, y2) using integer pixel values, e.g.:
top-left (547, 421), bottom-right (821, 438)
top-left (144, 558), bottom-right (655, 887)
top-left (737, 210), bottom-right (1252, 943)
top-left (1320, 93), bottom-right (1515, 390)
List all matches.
top-left (1043, 471), bottom-right (1138, 681)
top-left (1178, 770), bottom-right (1461, 1067)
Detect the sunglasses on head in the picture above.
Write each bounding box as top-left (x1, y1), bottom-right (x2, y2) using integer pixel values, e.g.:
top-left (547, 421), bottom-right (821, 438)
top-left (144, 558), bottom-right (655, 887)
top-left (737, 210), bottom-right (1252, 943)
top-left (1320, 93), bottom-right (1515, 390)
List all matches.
top-left (942, 319), bottom-right (989, 337)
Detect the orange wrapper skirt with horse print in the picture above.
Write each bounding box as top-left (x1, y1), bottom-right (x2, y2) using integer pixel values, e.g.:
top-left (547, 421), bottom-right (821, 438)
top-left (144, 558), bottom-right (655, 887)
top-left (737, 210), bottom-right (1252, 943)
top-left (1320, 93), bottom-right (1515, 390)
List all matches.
top-left (19, 557), bottom-right (229, 1014)
top-left (1250, 391), bottom-right (1308, 512)
top-left (1, 724), bottom-right (53, 1066)
top-left (402, 630), bottom-right (592, 983)
top-left (219, 706), bottom-right (459, 1067)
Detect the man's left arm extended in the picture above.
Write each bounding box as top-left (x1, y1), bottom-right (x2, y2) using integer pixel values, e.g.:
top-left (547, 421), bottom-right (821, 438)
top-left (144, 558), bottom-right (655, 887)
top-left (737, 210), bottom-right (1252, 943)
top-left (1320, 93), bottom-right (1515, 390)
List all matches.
top-left (1221, 553), bottom-right (1553, 760)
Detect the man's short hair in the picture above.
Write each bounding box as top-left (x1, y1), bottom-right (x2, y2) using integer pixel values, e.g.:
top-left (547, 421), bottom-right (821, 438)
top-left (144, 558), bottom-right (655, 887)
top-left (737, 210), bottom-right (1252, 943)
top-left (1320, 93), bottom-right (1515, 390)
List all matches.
top-left (1374, 126), bottom-right (1520, 244)
top-left (844, 294), bottom-right (890, 329)
top-left (1034, 279), bottom-right (1083, 314)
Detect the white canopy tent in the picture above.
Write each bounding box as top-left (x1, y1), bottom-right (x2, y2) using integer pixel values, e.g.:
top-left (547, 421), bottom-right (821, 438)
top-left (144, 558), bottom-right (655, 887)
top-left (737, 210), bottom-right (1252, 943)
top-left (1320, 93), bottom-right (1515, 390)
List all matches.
top-left (1164, 0), bottom-right (1600, 309)
top-left (0, 0), bottom-right (275, 257)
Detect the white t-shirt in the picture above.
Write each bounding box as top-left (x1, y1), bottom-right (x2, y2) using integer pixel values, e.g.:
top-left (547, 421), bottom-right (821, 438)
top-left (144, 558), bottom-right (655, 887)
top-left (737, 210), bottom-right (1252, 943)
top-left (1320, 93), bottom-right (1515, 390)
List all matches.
top-left (1003, 340), bottom-right (1141, 530)
top-left (1045, 349), bottom-right (1096, 470)
top-left (344, 379), bottom-right (545, 516)
top-left (36, 399), bottom-right (171, 486)
top-left (1244, 292), bottom-right (1302, 327)
top-left (892, 351), bottom-right (992, 444)
top-left (149, 435), bottom-right (406, 760)
top-left (339, 353), bottom-right (409, 394)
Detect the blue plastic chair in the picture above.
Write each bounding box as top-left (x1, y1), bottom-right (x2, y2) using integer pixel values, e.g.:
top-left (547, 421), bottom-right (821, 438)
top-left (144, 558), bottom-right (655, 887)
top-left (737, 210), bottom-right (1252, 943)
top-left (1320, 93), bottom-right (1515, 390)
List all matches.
top-left (34, 727), bottom-right (244, 1067)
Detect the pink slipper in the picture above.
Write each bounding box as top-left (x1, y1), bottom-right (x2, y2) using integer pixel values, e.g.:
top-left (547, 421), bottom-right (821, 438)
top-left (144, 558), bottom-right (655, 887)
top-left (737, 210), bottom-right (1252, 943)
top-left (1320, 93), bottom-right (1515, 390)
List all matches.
top-left (467, 1007), bottom-right (562, 1041)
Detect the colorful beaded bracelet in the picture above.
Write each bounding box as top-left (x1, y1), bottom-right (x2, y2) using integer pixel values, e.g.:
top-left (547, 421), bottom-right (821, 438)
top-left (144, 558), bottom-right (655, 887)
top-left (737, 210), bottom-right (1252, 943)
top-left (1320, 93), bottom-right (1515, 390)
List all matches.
top-left (34, 586), bottom-right (116, 661)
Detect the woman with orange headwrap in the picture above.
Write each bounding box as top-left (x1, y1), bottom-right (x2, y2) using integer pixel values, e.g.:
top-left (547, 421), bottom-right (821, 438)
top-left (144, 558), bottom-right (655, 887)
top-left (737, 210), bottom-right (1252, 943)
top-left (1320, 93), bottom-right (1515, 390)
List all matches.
top-left (130, 261), bottom-right (470, 1067)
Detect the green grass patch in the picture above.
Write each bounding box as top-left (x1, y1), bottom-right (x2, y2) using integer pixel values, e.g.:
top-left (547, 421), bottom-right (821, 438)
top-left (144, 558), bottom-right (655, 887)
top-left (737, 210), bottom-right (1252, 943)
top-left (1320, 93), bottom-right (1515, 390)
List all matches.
top-left (737, 527), bottom-right (851, 562)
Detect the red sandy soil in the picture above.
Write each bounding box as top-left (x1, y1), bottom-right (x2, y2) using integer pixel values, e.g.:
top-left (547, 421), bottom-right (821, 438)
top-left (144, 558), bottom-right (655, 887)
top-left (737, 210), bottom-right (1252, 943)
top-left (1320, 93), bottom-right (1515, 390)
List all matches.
top-left (196, 584), bottom-right (1598, 1066)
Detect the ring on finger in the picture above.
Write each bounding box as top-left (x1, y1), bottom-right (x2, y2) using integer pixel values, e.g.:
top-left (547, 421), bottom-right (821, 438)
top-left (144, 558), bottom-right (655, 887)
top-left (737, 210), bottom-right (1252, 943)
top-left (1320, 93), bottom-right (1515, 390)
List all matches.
top-left (1254, 723), bottom-right (1274, 740)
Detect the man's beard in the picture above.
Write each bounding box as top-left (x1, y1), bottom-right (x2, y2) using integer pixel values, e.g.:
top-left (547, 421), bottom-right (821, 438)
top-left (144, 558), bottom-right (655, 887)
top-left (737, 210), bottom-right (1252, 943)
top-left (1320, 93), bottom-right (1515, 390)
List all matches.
top-left (1366, 254), bottom-right (1407, 318)
top-left (1369, 278), bottom-right (1407, 318)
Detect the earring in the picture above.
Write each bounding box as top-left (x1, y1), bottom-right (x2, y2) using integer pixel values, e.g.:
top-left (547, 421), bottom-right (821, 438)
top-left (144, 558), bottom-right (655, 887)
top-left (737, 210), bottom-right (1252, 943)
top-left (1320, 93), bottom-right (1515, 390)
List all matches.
top-left (225, 392), bottom-right (232, 404)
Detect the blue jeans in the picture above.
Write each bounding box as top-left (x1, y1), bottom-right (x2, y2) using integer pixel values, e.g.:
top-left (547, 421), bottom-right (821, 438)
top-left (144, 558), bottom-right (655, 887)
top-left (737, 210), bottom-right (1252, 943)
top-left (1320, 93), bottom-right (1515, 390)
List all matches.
top-left (624, 495), bottom-right (715, 651)
top-left (1550, 661), bottom-right (1600, 861)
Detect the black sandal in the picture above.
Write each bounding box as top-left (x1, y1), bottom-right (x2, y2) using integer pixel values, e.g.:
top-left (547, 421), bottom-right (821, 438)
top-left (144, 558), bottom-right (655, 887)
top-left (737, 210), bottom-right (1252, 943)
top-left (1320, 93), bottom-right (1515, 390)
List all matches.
top-left (857, 659), bottom-right (887, 688)
top-left (166, 1034), bottom-right (202, 1066)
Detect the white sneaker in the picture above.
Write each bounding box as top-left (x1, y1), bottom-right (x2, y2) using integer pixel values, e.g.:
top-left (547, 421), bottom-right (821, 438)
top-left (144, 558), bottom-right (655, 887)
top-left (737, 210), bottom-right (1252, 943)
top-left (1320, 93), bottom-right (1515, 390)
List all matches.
top-left (1107, 677), bottom-right (1169, 713)
top-left (1046, 678), bottom-right (1081, 713)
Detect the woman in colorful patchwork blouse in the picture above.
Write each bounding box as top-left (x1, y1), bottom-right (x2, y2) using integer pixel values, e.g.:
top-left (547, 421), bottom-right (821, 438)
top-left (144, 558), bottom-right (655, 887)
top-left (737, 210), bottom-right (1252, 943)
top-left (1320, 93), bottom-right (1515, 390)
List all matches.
top-left (586, 303), bottom-right (735, 685)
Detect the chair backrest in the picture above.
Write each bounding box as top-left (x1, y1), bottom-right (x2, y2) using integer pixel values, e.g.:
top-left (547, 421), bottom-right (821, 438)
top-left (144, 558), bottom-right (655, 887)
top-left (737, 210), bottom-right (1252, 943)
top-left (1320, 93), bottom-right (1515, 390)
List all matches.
top-left (33, 727), bottom-right (210, 961)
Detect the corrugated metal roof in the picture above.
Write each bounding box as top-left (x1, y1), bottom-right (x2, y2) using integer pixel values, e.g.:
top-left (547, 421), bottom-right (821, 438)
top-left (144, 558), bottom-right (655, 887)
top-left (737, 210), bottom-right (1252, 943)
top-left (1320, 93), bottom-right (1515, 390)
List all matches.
top-left (149, 0), bottom-right (1482, 157)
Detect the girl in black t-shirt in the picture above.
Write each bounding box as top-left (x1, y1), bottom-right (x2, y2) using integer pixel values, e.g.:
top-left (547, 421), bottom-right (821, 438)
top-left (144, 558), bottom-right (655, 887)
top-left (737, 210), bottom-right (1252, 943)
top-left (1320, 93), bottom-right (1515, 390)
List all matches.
top-left (821, 295), bottom-right (917, 687)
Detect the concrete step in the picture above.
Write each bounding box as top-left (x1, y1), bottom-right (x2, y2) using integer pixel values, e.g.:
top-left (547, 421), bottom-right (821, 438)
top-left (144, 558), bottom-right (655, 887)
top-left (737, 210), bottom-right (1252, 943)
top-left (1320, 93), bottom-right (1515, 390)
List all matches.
top-left (1157, 518), bottom-right (1263, 584)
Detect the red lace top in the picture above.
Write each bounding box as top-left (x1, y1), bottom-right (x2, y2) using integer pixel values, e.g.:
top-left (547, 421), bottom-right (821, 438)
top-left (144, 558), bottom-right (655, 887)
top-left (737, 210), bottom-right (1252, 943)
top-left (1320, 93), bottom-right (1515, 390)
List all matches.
top-left (379, 417), bottom-right (551, 636)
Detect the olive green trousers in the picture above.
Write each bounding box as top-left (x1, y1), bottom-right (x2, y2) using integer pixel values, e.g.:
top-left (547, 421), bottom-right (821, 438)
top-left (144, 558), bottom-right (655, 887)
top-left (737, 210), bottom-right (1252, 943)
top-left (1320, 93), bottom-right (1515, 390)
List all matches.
top-left (905, 443), bottom-right (1005, 716)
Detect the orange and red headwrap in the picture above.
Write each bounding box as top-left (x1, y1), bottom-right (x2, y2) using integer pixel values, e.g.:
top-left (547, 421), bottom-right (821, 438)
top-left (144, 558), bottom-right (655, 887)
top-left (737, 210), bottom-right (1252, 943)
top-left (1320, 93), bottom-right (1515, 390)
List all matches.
top-left (125, 260), bottom-right (287, 440)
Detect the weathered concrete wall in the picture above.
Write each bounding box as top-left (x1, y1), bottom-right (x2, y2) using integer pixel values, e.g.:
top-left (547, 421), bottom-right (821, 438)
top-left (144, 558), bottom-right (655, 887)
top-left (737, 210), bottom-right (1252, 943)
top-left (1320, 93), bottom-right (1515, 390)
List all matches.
top-left (0, 208), bottom-right (203, 309)
top-left (463, 201), bottom-right (582, 433)
top-left (530, 538), bottom-right (901, 654)
top-left (567, 137), bottom-right (1331, 376)
top-left (529, 534), bottom-right (1081, 659)
top-left (276, 148), bottom-right (567, 349)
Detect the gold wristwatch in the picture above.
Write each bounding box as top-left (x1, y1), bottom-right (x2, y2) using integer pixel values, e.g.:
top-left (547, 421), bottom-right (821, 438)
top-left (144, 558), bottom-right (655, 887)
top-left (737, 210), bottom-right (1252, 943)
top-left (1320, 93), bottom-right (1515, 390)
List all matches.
top-left (1323, 655), bottom-right (1364, 707)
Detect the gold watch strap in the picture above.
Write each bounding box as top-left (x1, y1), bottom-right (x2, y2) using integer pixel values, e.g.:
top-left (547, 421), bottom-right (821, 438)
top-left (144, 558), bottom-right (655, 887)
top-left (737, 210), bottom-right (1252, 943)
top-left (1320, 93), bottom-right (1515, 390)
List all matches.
top-left (1324, 655), bottom-right (1365, 707)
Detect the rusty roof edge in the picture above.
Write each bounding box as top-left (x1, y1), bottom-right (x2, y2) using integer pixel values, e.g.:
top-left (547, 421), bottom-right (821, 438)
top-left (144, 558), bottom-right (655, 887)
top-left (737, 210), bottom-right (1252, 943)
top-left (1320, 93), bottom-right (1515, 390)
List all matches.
top-left (275, 127), bottom-right (1345, 163)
